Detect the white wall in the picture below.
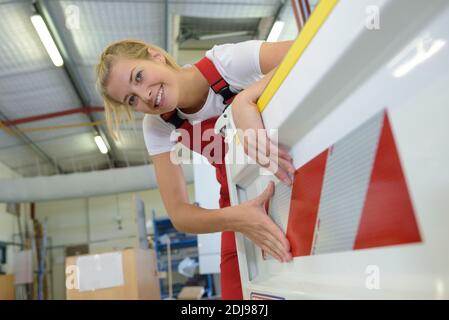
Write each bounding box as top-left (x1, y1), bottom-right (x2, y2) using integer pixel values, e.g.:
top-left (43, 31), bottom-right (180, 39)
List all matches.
top-left (193, 153), bottom-right (221, 275)
top-left (0, 161), bottom-right (20, 274)
top-left (35, 184), bottom-right (195, 300)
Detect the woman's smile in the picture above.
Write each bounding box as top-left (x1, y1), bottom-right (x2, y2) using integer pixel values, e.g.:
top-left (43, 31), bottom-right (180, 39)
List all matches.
top-left (154, 84), bottom-right (164, 108)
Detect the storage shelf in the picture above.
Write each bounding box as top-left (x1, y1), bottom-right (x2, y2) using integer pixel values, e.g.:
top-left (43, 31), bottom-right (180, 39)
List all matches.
top-left (152, 211), bottom-right (214, 298)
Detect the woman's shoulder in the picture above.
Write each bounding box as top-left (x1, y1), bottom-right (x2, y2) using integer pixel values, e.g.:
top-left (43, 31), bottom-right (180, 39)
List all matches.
top-left (142, 114), bottom-right (174, 136)
top-left (142, 114), bottom-right (177, 156)
top-left (206, 39), bottom-right (263, 58)
top-left (205, 40), bottom-right (264, 89)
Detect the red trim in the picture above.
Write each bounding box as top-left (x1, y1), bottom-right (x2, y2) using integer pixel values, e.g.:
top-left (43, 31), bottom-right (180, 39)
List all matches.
top-left (1, 107), bottom-right (104, 127)
top-left (211, 79), bottom-right (228, 93)
top-left (194, 57), bottom-right (229, 93)
top-left (291, 0), bottom-right (303, 30)
top-left (353, 112), bottom-right (422, 249)
top-left (304, 0), bottom-right (311, 17)
top-left (286, 150), bottom-right (328, 257)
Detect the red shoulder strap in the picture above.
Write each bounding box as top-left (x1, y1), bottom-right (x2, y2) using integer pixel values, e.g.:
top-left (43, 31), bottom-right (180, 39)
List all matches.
top-left (161, 57), bottom-right (236, 128)
top-left (194, 57), bottom-right (236, 105)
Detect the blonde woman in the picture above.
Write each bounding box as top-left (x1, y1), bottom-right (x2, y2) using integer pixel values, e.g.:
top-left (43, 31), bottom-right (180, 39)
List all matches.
top-left (96, 39), bottom-right (295, 299)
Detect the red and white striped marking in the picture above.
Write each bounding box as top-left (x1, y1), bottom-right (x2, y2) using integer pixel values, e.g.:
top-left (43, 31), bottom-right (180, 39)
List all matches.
top-left (286, 110), bottom-right (422, 257)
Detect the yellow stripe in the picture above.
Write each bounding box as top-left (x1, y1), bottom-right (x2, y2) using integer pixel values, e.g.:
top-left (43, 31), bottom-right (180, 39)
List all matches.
top-left (257, 0), bottom-right (339, 112)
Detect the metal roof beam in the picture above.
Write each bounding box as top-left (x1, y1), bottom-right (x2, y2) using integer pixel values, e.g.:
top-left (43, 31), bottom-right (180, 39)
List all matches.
top-left (0, 109), bottom-right (64, 174)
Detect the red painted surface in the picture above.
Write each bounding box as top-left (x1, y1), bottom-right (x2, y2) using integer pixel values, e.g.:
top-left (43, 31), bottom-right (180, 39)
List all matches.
top-left (353, 113), bottom-right (422, 249)
top-left (286, 150), bottom-right (328, 257)
top-left (1, 107), bottom-right (104, 126)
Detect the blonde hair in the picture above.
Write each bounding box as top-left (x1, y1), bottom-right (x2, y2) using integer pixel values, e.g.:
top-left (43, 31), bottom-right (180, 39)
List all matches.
top-left (96, 39), bottom-right (180, 140)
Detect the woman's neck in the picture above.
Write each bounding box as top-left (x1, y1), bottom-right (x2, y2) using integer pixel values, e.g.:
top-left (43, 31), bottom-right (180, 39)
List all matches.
top-left (176, 65), bottom-right (210, 114)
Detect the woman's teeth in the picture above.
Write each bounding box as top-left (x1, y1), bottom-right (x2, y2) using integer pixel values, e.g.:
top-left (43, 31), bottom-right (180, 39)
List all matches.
top-left (155, 86), bottom-right (163, 107)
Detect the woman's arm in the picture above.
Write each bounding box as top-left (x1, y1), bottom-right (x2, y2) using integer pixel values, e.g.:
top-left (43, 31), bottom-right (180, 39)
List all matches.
top-left (152, 152), bottom-right (292, 262)
top-left (259, 40), bottom-right (294, 74)
top-left (232, 40), bottom-right (296, 185)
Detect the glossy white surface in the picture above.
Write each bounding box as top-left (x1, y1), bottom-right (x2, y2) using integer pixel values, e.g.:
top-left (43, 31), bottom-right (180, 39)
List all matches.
top-left (226, 0), bottom-right (449, 299)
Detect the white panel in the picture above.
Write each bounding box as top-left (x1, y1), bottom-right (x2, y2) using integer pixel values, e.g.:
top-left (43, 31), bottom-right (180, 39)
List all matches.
top-left (198, 233), bottom-right (221, 256)
top-left (199, 254), bottom-right (221, 275)
top-left (77, 252), bottom-right (124, 292)
top-left (225, 0), bottom-right (449, 299)
top-left (193, 152), bottom-right (221, 274)
top-left (193, 153), bottom-right (221, 209)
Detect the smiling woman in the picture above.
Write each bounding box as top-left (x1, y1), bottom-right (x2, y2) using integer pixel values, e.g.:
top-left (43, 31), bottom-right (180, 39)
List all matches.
top-left (96, 39), bottom-right (181, 140)
top-left (95, 38), bottom-right (295, 300)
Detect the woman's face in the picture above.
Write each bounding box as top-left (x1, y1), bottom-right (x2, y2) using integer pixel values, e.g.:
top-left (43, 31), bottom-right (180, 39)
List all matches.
top-left (106, 50), bottom-right (179, 115)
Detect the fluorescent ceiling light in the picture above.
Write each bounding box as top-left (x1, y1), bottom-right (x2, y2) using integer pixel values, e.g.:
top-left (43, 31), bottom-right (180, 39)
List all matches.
top-left (31, 14), bottom-right (64, 67)
top-left (393, 39), bottom-right (445, 78)
top-left (267, 21), bottom-right (285, 42)
top-left (94, 136), bottom-right (108, 154)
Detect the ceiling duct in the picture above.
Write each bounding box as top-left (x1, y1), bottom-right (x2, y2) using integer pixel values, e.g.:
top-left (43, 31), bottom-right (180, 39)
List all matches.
top-left (0, 164), bottom-right (193, 203)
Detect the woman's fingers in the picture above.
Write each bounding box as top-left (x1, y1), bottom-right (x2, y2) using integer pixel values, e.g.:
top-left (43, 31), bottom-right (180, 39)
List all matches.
top-left (277, 151), bottom-right (295, 175)
top-left (264, 229), bottom-right (292, 262)
top-left (263, 215), bottom-right (292, 259)
top-left (244, 133), bottom-right (295, 186)
top-left (275, 158), bottom-right (296, 185)
top-left (255, 181), bottom-right (275, 205)
top-left (277, 143), bottom-right (293, 161)
top-left (260, 243), bottom-right (284, 263)
top-left (244, 186), bottom-right (293, 263)
top-left (253, 230), bottom-right (289, 263)
top-left (258, 186), bottom-right (292, 261)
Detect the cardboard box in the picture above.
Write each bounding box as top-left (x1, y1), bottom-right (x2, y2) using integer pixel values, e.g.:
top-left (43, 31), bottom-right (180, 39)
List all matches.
top-left (66, 248), bottom-right (160, 300)
top-left (177, 286), bottom-right (205, 300)
top-left (0, 274), bottom-right (15, 300)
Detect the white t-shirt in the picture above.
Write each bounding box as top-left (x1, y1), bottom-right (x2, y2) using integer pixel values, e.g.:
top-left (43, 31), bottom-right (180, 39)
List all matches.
top-left (143, 40), bottom-right (265, 156)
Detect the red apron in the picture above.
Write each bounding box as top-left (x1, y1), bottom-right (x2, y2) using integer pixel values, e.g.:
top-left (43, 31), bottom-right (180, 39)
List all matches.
top-left (177, 116), bottom-right (243, 300)
top-left (161, 57), bottom-right (244, 300)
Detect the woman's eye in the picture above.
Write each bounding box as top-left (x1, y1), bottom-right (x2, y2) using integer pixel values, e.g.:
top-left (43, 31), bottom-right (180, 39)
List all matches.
top-left (135, 70), bottom-right (143, 82)
top-left (128, 95), bottom-right (136, 106)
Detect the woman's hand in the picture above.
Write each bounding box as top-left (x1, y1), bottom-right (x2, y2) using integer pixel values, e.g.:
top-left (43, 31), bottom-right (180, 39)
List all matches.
top-left (243, 127), bottom-right (296, 186)
top-left (229, 181), bottom-right (292, 263)
top-left (232, 92), bottom-right (296, 185)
